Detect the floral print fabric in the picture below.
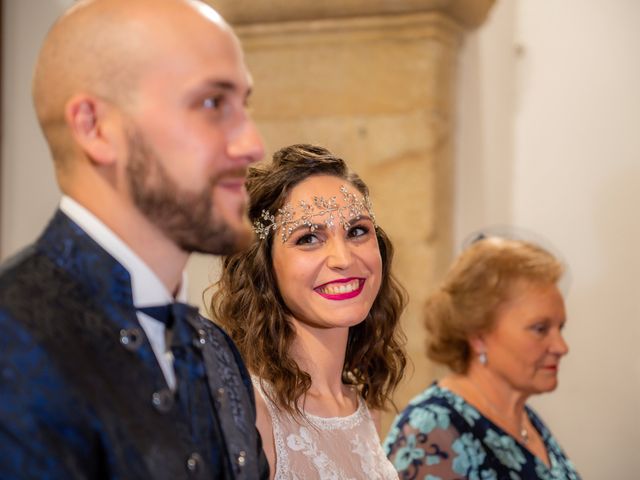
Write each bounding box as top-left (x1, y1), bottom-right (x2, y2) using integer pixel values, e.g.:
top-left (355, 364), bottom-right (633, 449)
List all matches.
top-left (384, 383), bottom-right (580, 480)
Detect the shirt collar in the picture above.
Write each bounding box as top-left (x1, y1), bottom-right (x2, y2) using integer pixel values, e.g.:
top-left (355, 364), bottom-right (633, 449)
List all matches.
top-left (59, 195), bottom-right (188, 307)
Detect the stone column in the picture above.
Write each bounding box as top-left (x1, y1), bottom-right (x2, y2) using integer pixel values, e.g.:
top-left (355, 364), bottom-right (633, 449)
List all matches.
top-left (206, 0), bottom-right (495, 429)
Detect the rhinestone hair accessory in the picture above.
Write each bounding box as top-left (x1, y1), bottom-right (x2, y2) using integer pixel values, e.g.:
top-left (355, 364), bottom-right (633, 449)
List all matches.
top-left (253, 185), bottom-right (376, 243)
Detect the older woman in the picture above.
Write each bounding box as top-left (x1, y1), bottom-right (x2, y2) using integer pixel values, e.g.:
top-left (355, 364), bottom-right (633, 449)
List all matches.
top-left (384, 237), bottom-right (581, 479)
top-left (211, 144), bottom-right (406, 479)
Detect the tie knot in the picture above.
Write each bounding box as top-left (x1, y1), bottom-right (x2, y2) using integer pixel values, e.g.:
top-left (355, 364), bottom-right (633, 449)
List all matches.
top-left (138, 303), bottom-right (201, 351)
top-left (138, 302), bottom-right (199, 329)
top-left (138, 304), bottom-right (176, 328)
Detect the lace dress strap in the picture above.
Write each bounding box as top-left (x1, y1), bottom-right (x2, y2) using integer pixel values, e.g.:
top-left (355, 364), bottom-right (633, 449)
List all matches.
top-left (252, 377), bottom-right (296, 479)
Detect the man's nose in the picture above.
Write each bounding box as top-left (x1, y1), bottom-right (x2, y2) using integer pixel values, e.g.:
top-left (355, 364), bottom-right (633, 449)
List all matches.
top-left (227, 114), bottom-right (264, 165)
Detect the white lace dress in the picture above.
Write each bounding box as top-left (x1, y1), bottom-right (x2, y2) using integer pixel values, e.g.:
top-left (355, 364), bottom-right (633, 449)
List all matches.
top-left (253, 378), bottom-right (398, 480)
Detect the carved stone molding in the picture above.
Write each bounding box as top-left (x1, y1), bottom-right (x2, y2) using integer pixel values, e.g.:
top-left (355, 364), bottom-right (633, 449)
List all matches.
top-left (239, 12), bottom-right (462, 122)
top-left (237, 11), bottom-right (463, 49)
top-left (207, 0), bottom-right (494, 30)
top-left (201, 0), bottom-right (496, 431)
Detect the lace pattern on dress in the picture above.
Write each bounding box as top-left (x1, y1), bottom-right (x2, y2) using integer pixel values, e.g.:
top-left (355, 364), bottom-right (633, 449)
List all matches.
top-left (252, 376), bottom-right (398, 480)
top-left (252, 377), bottom-right (294, 479)
top-left (303, 396), bottom-right (366, 431)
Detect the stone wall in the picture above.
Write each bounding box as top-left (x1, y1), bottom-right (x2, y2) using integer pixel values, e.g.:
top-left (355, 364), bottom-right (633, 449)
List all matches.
top-left (206, 0), bottom-right (495, 430)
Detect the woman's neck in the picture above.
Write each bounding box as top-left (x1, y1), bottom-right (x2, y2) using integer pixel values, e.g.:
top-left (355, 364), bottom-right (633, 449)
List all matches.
top-left (440, 368), bottom-right (549, 465)
top-left (465, 365), bottom-right (529, 413)
top-left (290, 321), bottom-right (357, 416)
top-left (440, 368), bottom-right (530, 431)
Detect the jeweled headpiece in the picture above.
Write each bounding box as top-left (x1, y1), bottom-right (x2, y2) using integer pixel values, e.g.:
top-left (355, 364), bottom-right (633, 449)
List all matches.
top-left (253, 185), bottom-right (376, 242)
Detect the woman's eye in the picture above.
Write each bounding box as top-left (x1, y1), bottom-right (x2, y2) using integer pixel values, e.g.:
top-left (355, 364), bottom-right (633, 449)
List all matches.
top-left (347, 224), bottom-right (369, 238)
top-left (295, 233), bottom-right (319, 246)
top-left (531, 324), bottom-right (549, 334)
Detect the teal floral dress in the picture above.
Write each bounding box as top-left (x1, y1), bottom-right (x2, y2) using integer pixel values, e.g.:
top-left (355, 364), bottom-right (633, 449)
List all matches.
top-left (384, 383), bottom-right (580, 480)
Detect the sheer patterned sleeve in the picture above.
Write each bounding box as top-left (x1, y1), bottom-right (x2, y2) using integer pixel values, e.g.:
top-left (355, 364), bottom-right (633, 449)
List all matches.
top-left (384, 402), bottom-right (476, 480)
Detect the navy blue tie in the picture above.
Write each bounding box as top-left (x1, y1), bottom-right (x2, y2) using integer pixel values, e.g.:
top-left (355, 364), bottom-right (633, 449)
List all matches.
top-left (138, 305), bottom-right (174, 329)
top-left (138, 303), bottom-right (225, 477)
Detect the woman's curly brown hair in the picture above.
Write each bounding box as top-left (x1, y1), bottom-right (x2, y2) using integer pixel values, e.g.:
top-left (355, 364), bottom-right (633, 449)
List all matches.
top-left (210, 144), bottom-right (407, 415)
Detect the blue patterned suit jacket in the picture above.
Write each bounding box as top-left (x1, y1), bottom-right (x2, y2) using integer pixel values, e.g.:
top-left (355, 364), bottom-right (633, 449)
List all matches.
top-left (0, 211), bottom-right (269, 479)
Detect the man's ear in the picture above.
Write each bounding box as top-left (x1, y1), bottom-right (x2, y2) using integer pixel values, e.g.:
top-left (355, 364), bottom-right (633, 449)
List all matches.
top-left (65, 94), bottom-right (120, 166)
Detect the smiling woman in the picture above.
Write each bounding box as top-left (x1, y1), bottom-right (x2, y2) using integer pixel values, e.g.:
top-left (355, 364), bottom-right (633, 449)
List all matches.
top-left (210, 144), bottom-right (407, 479)
top-left (383, 237), bottom-right (581, 479)
top-left (271, 175), bottom-right (383, 334)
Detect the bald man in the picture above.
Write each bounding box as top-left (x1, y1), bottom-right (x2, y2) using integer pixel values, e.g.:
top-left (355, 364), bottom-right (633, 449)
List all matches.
top-left (0, 0), bottom-right (269, 478)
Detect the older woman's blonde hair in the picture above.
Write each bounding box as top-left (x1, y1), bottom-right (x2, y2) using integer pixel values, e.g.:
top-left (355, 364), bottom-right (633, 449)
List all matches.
top-left (425, 237), bottom-right (564, 374)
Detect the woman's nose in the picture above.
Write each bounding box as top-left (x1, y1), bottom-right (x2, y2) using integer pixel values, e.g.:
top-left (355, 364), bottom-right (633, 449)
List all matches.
top-left (326, 237), bottom-right (353, 270)
top-left (551, 330), bottom-right (570, 356)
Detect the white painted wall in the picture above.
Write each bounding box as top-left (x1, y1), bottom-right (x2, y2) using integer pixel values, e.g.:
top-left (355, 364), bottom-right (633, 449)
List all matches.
top-left (1, 0), bottom-right (72, 257)
top-left (456, 1), bottom-right (640, 477)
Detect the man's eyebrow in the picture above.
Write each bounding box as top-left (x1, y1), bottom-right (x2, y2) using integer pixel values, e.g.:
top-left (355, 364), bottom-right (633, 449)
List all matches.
top-left (200, 80), bottom-right (253, 98)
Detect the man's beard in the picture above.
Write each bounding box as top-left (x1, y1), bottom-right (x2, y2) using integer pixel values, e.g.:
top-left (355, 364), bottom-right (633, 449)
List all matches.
top-left (125, 129), bottom-right (251, 255)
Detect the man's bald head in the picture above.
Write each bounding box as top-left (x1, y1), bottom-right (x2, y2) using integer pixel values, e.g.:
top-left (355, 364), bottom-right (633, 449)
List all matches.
top-left (32, 0), bottom-right (234, 169)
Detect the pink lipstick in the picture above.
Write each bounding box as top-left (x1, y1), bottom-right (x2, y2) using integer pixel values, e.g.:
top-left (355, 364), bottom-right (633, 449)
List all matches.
top-left (315, 278), bottom-right (365, 300)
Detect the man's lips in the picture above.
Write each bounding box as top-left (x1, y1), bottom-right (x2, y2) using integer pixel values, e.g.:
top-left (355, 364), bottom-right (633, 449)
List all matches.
top-left (215, 168), bottom-right (248, 191)
top-left (216, 177), bottom-right (246, 190)
top-left (315, 278), bottom-right (365, 300)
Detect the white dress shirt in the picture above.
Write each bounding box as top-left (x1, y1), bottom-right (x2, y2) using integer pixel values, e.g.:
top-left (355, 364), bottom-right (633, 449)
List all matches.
top-left (60, 195), bottom-right (186, 390)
